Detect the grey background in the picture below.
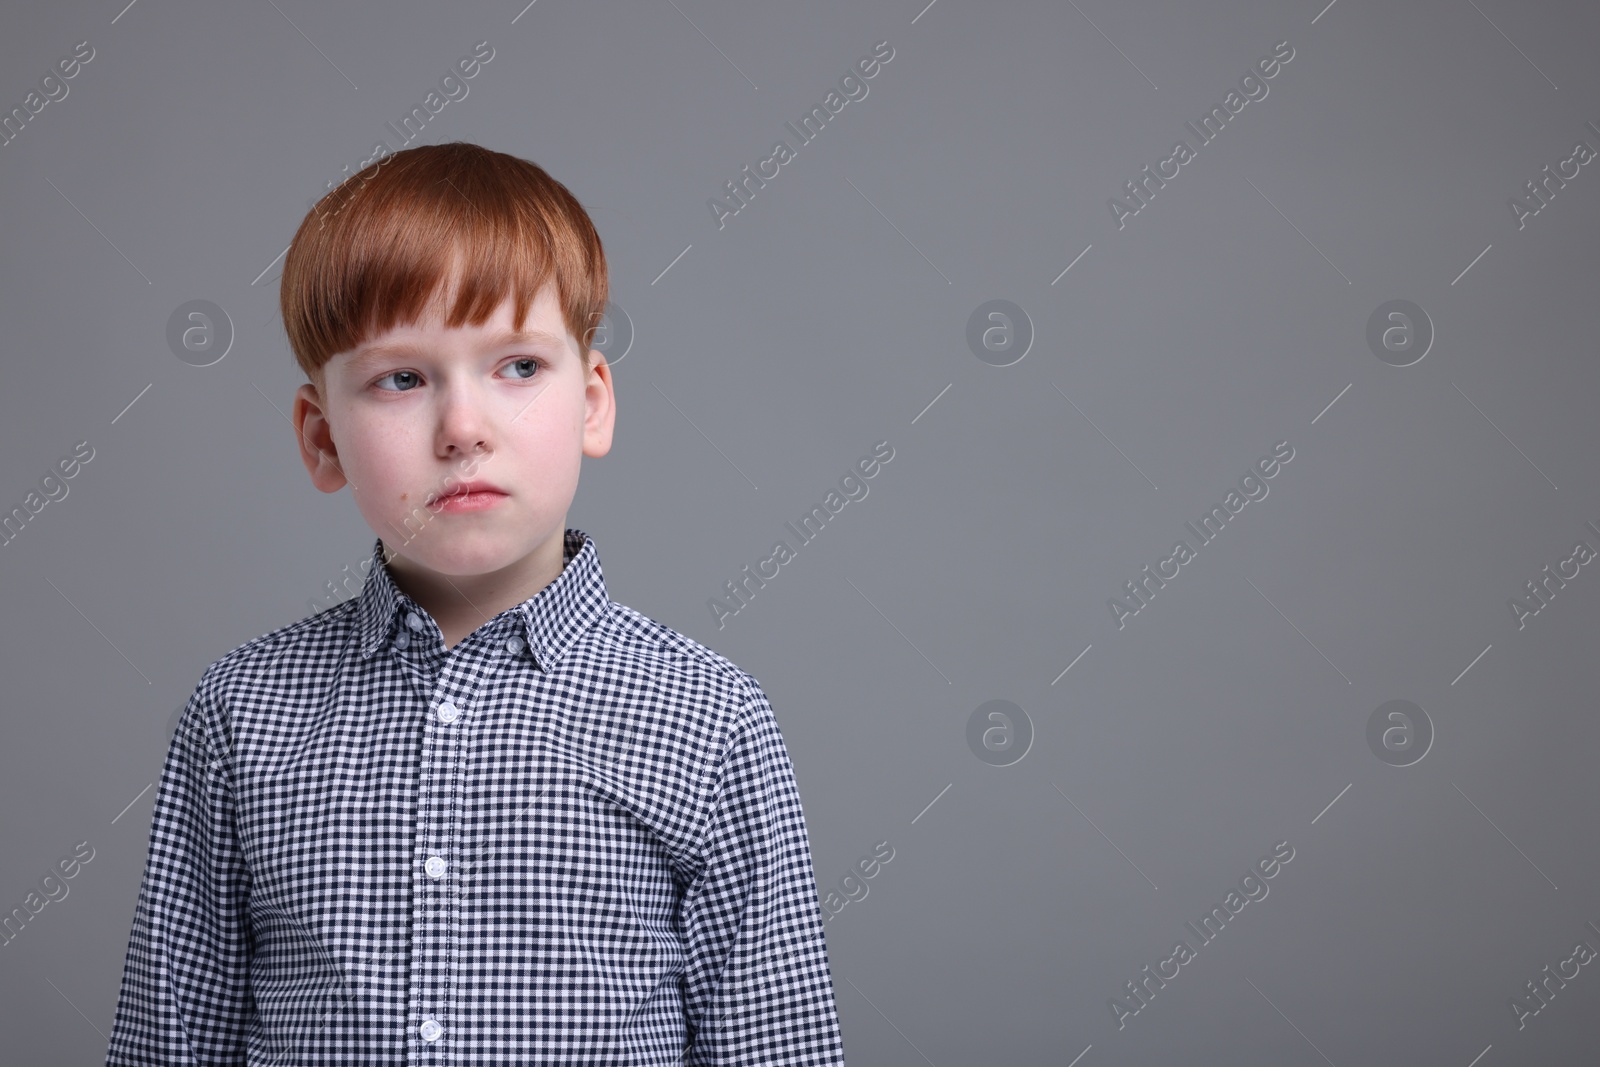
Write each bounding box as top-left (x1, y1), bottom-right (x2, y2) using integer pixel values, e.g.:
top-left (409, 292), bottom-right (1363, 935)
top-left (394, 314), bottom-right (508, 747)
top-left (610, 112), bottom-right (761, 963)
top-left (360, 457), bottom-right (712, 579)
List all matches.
top-left (2, 0), bottom-right (1598, 1063)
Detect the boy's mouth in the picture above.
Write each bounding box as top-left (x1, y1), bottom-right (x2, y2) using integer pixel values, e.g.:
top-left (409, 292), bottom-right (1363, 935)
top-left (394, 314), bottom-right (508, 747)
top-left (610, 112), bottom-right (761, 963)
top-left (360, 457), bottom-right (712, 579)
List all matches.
top-left (438, 480), bottom-right (505, 499)
top-left (427, 480), bottom-right (509, 511)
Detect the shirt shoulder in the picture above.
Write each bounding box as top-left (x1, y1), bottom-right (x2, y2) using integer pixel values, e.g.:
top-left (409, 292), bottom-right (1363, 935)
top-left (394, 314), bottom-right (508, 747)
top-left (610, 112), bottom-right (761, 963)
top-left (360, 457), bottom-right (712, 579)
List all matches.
top-left (597, 600), bottom-right (765, 706)
top-left (171, 600), bottom-right (359, 761)
top-left (184, 598), bottom-right (360, 716)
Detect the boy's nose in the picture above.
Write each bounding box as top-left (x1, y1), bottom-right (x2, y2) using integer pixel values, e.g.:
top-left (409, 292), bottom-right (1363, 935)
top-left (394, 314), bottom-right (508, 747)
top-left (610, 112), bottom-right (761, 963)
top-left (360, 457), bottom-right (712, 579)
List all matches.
top-left (435, 391), bottom-right (494, 456)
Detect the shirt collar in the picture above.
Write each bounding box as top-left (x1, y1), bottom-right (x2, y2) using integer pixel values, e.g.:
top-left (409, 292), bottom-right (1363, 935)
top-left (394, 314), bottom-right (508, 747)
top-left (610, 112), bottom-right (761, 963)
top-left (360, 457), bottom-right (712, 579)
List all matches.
top-left (355, 528), bottom-right (608, 670)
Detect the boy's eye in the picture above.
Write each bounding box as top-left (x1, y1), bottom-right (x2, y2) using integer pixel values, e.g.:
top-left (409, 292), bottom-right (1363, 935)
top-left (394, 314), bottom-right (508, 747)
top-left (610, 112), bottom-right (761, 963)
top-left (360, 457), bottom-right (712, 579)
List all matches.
top-left (501, 358), bottom-right (542, 380)
top-left (371, 359), bottom-right (542, 392)
top-left (375, 370), bottom-right (421, 392)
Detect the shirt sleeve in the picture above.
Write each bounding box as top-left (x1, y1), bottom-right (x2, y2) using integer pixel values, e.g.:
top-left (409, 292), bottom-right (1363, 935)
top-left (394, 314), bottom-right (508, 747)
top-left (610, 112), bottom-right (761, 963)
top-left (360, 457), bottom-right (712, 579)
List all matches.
top-left (105, 672), bottom-right (255, 1066)
top-left (679, 675), bottom-right (846, 1066)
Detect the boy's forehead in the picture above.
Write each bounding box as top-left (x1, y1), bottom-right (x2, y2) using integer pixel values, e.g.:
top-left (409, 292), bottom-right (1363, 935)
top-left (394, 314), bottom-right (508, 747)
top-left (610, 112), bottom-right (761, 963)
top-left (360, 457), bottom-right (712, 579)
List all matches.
top-left (420, 273), bottom-right (562, 329)
top-left (349, 283), bottom-right (572, 357)
top-left (345, 322), bottom-right (574, 366)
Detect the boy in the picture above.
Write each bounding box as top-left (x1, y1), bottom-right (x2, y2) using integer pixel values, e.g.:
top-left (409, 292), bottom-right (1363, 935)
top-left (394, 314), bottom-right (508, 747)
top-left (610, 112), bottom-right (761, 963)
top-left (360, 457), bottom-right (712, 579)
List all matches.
top-left (105, 142), bottom-right (847, 1065)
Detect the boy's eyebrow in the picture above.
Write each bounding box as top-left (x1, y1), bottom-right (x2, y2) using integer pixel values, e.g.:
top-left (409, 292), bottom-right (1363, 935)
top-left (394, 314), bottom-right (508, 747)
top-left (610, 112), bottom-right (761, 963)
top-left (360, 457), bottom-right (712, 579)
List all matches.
top-left (346, 328), bottom-right (570, 368)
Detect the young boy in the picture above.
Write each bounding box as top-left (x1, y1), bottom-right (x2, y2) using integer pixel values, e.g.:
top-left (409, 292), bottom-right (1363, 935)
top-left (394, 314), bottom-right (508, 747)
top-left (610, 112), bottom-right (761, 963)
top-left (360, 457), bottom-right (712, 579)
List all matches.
top-left (104, 142), bottom-right (846, 1065)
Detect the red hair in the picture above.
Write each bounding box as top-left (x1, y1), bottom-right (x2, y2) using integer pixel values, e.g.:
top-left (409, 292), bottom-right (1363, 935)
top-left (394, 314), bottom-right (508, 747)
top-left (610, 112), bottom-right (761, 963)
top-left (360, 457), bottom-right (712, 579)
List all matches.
top-left (280, 141), bottom-right (608, 384)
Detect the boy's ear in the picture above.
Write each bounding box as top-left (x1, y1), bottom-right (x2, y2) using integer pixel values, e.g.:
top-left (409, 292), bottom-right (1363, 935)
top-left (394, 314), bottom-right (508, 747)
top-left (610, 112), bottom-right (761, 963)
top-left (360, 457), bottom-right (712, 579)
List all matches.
top-left (293, 381), bottom-right (349, 493)
top-left (582, 349), bottom-right (616, 460)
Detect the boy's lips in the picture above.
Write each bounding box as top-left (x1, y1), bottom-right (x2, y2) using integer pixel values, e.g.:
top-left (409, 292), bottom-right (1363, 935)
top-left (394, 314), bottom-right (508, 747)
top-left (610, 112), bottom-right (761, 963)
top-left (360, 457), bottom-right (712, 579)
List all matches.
top-left (437, 480), bottom-right (506, 499)
top-left (427, 480), bottom-right (509, 511)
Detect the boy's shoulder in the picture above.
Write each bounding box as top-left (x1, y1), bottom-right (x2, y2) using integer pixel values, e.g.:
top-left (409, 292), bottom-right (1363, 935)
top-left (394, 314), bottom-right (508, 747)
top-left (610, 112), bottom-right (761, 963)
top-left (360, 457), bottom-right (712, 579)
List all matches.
top-left (187, 598), bottom-right (364, 700)
top-left (588, 598), bottom-right (771, 713)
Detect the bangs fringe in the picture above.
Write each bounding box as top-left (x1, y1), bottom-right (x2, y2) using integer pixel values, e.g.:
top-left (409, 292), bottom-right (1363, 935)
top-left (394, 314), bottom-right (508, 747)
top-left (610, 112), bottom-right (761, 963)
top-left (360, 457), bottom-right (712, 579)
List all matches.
top-left (280, 142), bottom-right (607, 382)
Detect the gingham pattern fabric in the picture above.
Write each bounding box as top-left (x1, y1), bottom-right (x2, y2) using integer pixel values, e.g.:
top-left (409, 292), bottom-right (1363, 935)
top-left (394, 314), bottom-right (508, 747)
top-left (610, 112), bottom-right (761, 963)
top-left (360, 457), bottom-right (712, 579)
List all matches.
top-left (105, 529), bottom-right (845, 1066)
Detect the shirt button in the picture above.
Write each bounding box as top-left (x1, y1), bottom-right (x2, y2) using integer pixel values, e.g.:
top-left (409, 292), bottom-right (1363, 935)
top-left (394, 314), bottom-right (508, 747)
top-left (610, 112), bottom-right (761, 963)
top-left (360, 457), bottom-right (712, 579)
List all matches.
top-left (406, 612), bottom-right (425, 632)
top-left (393, 631), bottom-right (410, 650)
top-left (424, 855), bottom-right (447, 878)
top-left (505, 635), bottom-right (525, 654)
top-left (419, 1018), bottom-right (443, 1042)
top-left (437, 701), bottom-right (459, 723)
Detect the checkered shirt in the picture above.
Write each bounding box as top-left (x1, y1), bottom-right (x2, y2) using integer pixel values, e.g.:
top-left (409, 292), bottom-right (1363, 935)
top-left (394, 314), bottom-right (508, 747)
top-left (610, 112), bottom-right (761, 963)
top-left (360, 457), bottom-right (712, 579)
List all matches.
top-left (104, 528), bottom-right (846, 1065)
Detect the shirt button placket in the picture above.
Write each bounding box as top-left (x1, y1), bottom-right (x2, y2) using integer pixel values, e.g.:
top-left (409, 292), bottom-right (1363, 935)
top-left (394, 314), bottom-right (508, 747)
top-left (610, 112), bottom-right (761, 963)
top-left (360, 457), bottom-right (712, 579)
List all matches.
top-left (413, 641), bottom-right (473, 1064)
top-left (412, 620), bottom-right (486, 1062)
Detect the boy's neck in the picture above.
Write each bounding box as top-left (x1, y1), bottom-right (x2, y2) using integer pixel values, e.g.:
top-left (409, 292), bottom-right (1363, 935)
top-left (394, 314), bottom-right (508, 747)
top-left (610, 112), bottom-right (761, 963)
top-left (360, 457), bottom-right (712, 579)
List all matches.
top-left (383, 527), bottom-right (569, 650)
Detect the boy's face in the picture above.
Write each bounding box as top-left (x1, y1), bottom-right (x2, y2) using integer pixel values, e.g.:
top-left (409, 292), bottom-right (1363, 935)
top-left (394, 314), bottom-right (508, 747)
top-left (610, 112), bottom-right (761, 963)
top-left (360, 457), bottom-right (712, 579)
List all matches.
top-left (292, 277), bottom-right (614, 582)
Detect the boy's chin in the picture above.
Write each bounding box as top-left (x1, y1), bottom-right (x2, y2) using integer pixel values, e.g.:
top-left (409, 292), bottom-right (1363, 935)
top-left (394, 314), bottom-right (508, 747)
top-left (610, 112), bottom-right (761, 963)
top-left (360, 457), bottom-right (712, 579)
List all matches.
top-left (410, 547), bottom-right (514, 577)
top-left (395, 533), bottom-right (546, 577)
